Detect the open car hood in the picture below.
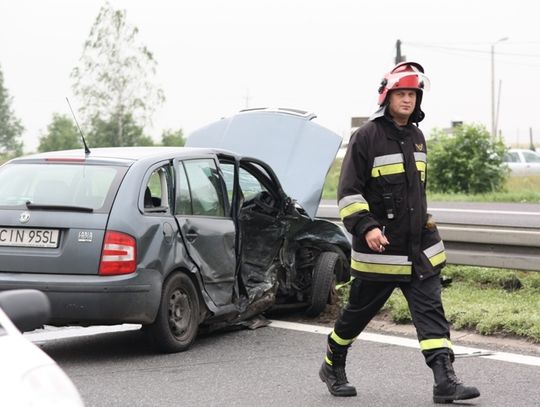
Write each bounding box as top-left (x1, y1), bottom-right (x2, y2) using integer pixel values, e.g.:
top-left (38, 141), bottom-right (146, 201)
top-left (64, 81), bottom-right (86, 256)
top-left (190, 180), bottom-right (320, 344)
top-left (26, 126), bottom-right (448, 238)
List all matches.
top-left (187, 108), bottom-right (342, 218)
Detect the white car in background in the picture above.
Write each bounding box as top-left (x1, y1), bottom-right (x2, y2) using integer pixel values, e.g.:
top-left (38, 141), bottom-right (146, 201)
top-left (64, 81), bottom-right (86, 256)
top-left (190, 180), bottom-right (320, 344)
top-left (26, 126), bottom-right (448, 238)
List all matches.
top-left (0, 289), bottom-right (84, 407)
top-left (503, 148), bottom-right (540, 174)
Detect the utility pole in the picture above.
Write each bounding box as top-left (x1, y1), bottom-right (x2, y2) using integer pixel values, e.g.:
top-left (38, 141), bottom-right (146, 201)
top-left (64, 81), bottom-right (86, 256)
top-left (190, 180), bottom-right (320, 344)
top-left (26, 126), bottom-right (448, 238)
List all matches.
top-left (495, 79), bottom-right (502, 139)
top-left (490, 37), bottom-right (509, 139)
top-left (395, 39), bottom-right (406, 64)
top-left (530, 127), bottom-right (536, 151)
top-left (491, 44), bottom-right (496, 139)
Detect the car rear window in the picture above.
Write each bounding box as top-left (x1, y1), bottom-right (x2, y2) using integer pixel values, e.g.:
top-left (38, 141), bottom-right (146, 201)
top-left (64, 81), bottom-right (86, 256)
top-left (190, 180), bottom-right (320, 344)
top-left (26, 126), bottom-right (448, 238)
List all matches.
top-left (0, 162), bottom-right (126, 210)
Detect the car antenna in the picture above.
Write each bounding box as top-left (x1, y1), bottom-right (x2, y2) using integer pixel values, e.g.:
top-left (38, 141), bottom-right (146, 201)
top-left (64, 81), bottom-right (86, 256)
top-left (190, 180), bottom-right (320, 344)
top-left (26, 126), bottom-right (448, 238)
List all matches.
top-left (66, 97), bottom-right (91, 155)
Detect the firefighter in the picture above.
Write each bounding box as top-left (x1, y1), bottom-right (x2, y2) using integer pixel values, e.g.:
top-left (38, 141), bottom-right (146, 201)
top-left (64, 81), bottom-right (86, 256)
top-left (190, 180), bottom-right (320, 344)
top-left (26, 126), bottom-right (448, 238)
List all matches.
top-left (319, 61), bottom-right (480, 403)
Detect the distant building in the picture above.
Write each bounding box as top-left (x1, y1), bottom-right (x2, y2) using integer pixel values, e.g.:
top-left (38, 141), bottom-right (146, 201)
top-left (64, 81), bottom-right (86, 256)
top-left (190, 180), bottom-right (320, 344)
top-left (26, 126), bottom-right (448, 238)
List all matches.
top-left (336, 116), bottom-right (370, 159)
top-left (350, 116), bottom-right (369, 134)
top-left (442, 120), bottom-right (463, 135)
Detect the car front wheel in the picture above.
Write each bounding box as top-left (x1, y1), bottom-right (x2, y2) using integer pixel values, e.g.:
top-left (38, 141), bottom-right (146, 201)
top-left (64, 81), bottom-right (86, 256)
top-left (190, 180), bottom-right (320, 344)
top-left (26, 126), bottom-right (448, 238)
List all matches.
top-left (145, 272), bottom-right (200, 353)
top-left (305, 251), bottom-right (340, 317)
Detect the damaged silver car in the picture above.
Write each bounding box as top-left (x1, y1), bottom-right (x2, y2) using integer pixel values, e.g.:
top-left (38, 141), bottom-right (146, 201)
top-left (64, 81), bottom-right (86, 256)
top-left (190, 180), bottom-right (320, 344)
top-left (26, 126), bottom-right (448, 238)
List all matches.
top-left (0, 108), bottom-right (350, 353)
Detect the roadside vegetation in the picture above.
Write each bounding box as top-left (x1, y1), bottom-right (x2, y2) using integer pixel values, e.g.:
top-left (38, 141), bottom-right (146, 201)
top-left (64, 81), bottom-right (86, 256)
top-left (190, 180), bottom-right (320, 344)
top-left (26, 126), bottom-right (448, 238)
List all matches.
top-left (379, 266), bottom-right (540, 343)
top-left (427, 174), bottom-right (540, 203)
top-left (323, 158), bottom-right (540, 203)
top-left (335, 266), bottom-right (540, 343)
top-left (0, 2), bottom-right (185, 161)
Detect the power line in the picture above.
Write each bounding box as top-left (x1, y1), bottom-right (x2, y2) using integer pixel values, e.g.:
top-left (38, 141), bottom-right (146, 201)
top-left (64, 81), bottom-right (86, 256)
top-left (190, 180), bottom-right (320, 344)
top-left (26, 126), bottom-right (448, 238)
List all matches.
top-left (405, 40), bottom-right (540, 46)
top-left (405, 42), bottom-right (540, 58)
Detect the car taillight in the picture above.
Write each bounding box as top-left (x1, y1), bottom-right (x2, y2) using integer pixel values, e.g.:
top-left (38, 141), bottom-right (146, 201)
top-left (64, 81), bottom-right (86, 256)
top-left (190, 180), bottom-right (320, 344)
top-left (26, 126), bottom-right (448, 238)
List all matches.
top-left (99, 231), bottom-right (137, 275)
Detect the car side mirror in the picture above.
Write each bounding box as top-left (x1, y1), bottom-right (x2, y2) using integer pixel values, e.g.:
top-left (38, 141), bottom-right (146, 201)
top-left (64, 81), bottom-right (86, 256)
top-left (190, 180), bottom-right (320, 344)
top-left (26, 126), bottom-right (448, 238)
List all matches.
top-left (0, 289), bottom-right (51, 332)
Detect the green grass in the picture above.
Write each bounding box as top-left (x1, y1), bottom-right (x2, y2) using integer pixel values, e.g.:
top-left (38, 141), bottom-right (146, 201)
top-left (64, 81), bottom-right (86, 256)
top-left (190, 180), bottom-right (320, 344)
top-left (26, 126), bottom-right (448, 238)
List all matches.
top-left (372, 266), bottom-right (540, 343)
top-left (322, 158), bottom-right (540, 203)
top-left (427, 174), bottom-right (540, 203)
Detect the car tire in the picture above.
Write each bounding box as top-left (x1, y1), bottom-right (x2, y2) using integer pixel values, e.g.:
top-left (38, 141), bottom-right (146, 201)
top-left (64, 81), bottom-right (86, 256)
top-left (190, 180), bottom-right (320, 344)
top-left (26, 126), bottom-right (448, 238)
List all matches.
top-left (305, 251), bottom-right (340, 317)
top-left (146, 272), bottom-right (200, 353)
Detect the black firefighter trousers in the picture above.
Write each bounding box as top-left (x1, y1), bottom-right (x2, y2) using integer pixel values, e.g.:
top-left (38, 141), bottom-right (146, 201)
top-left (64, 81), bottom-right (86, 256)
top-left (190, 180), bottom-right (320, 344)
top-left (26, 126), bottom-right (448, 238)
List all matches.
top-left (333, 273), bottom-right (453, 365)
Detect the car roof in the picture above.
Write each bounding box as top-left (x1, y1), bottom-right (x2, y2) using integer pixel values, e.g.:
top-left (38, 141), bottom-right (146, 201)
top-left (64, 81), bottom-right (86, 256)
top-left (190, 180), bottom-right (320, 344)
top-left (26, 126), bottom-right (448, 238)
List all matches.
top-left (8, 146), bottom-right (232, 166)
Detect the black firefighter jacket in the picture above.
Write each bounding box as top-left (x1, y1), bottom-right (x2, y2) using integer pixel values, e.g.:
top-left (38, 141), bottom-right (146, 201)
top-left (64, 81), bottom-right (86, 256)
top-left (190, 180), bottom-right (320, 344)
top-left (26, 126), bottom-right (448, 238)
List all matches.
top-left (338, 114), bottom-right (446, 282)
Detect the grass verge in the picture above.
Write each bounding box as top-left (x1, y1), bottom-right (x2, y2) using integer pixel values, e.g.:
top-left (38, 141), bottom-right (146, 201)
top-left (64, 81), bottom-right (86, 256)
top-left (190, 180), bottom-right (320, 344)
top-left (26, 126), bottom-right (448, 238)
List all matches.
top-left (372, 266), bottom-right (540, 343)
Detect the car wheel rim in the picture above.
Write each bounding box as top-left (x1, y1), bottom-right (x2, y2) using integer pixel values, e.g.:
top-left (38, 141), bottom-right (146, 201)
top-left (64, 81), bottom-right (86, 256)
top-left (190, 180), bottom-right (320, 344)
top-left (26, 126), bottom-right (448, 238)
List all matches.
top-left (168, 288), bottom-right (191, 338)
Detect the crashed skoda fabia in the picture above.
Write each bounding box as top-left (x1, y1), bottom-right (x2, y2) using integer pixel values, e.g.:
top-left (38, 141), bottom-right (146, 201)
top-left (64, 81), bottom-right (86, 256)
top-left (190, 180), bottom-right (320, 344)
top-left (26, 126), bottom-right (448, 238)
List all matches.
top-left (0, 108), bottom-right (350, 352)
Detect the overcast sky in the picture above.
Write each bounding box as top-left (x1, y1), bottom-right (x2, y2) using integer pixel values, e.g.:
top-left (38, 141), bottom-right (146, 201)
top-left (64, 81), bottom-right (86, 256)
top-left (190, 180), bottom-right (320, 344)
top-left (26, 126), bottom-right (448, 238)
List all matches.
top-left (0, 0), bottom-right (539, 152)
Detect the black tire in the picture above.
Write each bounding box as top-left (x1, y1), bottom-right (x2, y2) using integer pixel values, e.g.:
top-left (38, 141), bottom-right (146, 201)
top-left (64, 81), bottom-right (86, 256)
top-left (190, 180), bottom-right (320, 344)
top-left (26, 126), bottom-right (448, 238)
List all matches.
top-left (146, 273), bottom-right (200, 353)
top-left (305, 251), bottom-right (340, 317)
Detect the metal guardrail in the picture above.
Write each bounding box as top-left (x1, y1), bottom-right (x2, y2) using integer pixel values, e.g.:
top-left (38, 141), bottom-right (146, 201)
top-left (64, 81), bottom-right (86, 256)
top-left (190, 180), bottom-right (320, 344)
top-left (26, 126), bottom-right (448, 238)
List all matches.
top-left (317, 206), bottom-right (540, 272)
top-left (438, 224), bottom-right (540, 272)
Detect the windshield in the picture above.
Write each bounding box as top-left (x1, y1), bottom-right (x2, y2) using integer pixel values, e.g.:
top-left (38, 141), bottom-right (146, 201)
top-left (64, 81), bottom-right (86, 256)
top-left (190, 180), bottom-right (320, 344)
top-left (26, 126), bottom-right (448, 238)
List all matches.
top-left (0, 163), bottom-right (126, 210)
top-left (522, 151), bottom-right (540, 163)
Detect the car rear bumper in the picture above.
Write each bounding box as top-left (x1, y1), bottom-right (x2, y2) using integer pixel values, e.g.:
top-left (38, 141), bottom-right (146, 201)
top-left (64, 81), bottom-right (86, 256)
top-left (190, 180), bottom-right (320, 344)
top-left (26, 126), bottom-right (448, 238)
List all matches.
top-left (0, 270), bottom-right (162, 325)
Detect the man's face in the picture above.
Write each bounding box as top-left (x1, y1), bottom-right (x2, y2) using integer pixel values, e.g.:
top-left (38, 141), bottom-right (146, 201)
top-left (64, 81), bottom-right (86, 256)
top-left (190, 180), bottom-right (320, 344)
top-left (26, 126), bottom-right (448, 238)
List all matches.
top-left (388, 90), bottom-right (417, 122)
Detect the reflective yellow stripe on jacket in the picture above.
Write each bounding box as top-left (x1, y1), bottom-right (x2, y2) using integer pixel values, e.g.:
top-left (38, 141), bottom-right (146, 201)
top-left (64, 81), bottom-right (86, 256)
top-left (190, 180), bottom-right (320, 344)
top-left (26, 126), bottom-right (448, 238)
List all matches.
top-left (338, 194), bottom-right (369, 220)
top-left (371, 152), bottom-right (427, 180)
top-left (423, 241), bottom-right (446, 267)
top-left (414, 152), bottom-right (427, 181)
top-left (351, 250), bottom-right (412, 275)
top-left (371, 153), bottom-right (404, 177)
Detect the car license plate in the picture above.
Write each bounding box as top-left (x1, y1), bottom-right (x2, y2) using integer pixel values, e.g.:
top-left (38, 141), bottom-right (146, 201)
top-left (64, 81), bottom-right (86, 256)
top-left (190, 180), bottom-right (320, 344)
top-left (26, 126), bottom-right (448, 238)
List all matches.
top-left (0, 227), bottom-right (60, 248)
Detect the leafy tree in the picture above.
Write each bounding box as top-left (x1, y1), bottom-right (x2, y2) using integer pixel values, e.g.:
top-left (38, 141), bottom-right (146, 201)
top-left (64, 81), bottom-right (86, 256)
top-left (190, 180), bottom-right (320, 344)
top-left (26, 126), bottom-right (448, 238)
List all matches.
top-left (87, 113), bottom-right (154, 147)
top-left (0, 65), bottom-right (24, 159)
top-left (161, 128), bottom-right (185, 146)
top-left (38, 114), bottom-right (81, 152)
top-left (428, 123), bottom-right (508, 194)
top-left (71, 1), bottom-right (164, 146)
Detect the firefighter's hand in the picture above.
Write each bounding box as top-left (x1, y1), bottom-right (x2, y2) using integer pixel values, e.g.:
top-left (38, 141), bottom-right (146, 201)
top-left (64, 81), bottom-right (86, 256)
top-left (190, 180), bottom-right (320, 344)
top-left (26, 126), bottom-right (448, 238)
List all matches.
top-left (365, 228), bottom-right (389, 253)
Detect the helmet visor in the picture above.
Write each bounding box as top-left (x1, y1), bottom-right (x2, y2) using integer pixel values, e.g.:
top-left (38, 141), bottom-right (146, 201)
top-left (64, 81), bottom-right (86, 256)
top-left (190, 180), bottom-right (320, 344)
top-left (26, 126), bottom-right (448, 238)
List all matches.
top-left (385, 72), bottom-right (431, 92)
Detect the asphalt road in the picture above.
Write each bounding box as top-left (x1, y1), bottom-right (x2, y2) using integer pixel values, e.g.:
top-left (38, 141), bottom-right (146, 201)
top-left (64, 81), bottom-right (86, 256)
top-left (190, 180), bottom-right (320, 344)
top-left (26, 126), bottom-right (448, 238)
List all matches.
top-left (29, 322), bottom-right (540, 407)
top-left (21, 201), bottom-right (540, 406)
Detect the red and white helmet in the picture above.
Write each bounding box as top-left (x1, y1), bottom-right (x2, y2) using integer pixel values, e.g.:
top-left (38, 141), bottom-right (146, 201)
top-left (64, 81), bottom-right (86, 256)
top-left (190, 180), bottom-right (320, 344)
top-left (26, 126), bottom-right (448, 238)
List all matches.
top-left (377, 61), bottom-right (430, 106)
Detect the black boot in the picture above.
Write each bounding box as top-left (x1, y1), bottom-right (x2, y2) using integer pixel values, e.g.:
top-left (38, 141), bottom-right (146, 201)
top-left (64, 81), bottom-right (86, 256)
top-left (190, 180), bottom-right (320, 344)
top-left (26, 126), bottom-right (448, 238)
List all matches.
top-left (429, 354), bottom-right (480, 404)
top-left (319, 335), bottom-right (357, 397)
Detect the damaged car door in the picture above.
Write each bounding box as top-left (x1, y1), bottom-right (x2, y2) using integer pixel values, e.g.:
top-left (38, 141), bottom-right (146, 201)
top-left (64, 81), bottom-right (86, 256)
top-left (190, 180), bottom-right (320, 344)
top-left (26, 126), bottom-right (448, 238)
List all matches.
top-left (173, 158), bottom-right (236, 307)
top-left (219, 156), bottom-right (289, 309)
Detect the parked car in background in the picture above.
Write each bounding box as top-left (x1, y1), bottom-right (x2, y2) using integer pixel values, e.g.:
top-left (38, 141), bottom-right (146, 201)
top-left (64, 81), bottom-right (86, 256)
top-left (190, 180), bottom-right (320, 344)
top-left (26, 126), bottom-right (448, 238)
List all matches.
top-left (503, 148), bottom-right (540, 174)
top-left (0, 289), bottom-right (83, 406)
top-left (0, 108), bottom-right (350, 353)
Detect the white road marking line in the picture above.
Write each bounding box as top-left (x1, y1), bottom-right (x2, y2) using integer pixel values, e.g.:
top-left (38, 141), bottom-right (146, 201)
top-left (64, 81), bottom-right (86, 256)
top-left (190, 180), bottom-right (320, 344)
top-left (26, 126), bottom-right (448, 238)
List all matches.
top-left (269, 320), bottom-right (540, 367)
top-left (318, 205), bottom-right (540, 217)
top-left (24, 324), bottom-right (141, 343)
top-left (430, 208), bottom-right (540, 216)
top-left (24, 320), bottom-right (540, 367)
